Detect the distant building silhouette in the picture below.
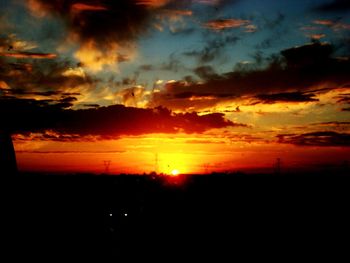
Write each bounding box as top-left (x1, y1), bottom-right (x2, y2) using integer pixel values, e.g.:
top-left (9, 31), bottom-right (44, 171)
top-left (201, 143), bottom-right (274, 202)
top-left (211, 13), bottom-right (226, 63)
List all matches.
top-left (0, 131), bottom-right (18, 175)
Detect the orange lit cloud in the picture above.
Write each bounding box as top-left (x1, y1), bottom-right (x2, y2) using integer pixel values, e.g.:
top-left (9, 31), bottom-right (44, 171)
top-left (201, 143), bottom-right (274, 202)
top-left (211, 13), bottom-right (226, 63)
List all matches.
top-left (71, 3), bottom-right (108, 12)
top-left (155, 9), bottom-right (193, 32)
top-left (313, 19), bottom-right (334, 26)
top-left (203, 18), bottom-right (251, 31)
top-left (74, 41), bottom-right (131, 72)
top-left (135, 0), bottom-right (170, 8)
top-left (162, 9), bottom-right (193, 16)
top-left (0, 52), bottom-right (57, 59)
top-left (308, 34), bottom-right (326, 40)
top-left (0, 35), bottom-right (37, 53)
top-left (313, 19), bottom-right (350, 31)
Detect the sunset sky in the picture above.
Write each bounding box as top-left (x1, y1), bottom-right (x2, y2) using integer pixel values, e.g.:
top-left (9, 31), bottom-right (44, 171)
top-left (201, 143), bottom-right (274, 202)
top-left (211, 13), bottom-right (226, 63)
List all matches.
top-left (1, 0), bottom-right (349, 174)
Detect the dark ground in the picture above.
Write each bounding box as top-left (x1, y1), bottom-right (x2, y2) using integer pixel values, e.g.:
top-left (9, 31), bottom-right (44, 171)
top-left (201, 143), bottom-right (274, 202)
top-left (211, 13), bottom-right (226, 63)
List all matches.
top-left (3, 172), bottom-right (350, 260)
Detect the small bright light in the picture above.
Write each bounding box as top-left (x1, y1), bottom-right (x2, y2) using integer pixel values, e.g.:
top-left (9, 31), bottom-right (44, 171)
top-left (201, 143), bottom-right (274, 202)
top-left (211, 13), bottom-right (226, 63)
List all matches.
top-left (171, 169), bottom-right (180, 176)
top-left (124, 213), bottom-right (128, 217)
top-left (109, 213), bottom-right (113, 217)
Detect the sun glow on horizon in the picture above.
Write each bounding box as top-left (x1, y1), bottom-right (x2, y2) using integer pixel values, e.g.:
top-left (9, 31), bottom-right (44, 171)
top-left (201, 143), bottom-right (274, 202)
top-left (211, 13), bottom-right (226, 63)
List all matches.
top-left (171, 169), bottom-right (180, 176)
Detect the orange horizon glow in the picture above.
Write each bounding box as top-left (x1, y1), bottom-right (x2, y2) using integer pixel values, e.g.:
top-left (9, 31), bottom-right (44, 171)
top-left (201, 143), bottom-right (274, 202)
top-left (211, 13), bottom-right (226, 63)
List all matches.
top-left (13, 133), bottom-right (350, 174)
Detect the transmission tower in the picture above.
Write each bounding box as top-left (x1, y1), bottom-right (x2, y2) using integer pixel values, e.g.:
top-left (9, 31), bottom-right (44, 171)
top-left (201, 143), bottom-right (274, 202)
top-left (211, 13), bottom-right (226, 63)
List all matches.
top-left (203, 163), bottom-right (210, 174)
top-left (104, 160), bottom-right (111, 174)
top-left (274, 158), bottom-right (282, 175)
top-left (154, 153), bottom-right (159, 174)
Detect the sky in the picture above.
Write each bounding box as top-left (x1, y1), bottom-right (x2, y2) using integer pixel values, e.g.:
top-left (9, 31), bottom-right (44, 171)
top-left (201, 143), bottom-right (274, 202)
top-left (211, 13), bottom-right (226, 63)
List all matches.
top-left (0, 0), bottom-right (349, 174)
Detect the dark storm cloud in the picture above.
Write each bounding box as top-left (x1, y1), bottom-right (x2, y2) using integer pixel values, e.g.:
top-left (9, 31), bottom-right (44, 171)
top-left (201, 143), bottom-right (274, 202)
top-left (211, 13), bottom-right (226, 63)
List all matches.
top-left (0, 58), bottom-right (96, 97)
top-left (0, 97), bottom-right (239, 138)
top-left (27, 0), bottom-right (235, 47)
top-left (253, 92), bottom-right (318, 104)
top-left (27, 0), bottom-right (152, 46)
top-left (151, 42), bottom-right (350, 110)
top-left (277, 132), bottom-right (350, 147)
top-left (314, 0), bottom-right (350, 12)
top-left (335, 93), bottom-right (350, 104)
top-left (193, 65), bottom-right (220, 80)
top-left (166, 0), bottom-right (239, 9)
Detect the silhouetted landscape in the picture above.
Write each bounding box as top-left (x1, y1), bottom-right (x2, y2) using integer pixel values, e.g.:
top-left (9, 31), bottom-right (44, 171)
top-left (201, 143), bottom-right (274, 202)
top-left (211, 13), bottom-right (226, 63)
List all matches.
top-left (4, 171), bottom-right (350, 260)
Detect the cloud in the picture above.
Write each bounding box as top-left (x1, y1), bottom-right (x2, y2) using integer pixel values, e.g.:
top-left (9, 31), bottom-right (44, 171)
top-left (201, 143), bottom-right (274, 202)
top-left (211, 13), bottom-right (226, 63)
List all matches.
top-left (26, 0), bottom-right (153, 43)
top-left (313, 121), bottom-right (350, 126)
top-left (203, 18), bottom-right (250, 31)
top-left (25, 0), bottom-right (171, 71)
top-left (70, 3), bottom-right (108, 12)
top-left (314, 0), bottom-right (350, 13)
top-left (183, 35), bottom-right (240, 63)
top-left (293, 121), bottom-right (350, 134)
top-left (0, 35), bottom-right (38, 53)
top-left (74, 41), bottom-right (131, 72)
top-left (115, 86), bottom-right (150, 107)
top-left (154, 8), bottom-right (193, 33)
top-left (308, 34), bottom-right (326, 40)
top-left (252, 92), bottom-right (318, 104)
top-left (0, 52), bottom-right (57, 59)
top-left (24, 0), bottom-right (244, 70)
top-left (0, 58), bottom-right (97, 105)
top-left (194, 65), bottom-right (220, 80)
top-left (313, 19), bottom-right (350, 31)
top-left (160, 53), bottom-right (187, 72)
top-left (25, 0), bottom-right (237, 71)
top-left (0, 97), bottom-right (240, 139)
top-left (255, 13), bottom-right (286, 50)
top-left (151, 42), bottom-right (350, 111)
top-left (334, 91), bottom-right (350, 106)
top-left (135, 0), bottom-right (171, 8)
top-left (277, 132), bottom-right (350, 147)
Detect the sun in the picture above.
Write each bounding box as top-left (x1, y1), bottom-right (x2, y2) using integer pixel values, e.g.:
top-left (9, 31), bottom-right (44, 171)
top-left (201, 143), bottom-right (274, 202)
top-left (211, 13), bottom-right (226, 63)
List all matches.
top-left (171, 169), bottom-right (180, 176)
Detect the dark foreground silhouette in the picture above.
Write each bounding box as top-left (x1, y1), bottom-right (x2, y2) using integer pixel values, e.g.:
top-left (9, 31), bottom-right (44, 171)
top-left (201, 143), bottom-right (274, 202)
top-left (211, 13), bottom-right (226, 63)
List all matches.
top-left (3, 172), bottom-right (350, 260)
top-left (0, 131), bottom-right (17, 175)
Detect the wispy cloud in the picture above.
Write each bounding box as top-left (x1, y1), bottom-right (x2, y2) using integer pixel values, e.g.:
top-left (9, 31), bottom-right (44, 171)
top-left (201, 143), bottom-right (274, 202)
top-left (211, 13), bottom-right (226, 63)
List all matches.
top-left (203, 18), bottom-right (251, 31)
top-left (0, 52), bottom-right (57, 59)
